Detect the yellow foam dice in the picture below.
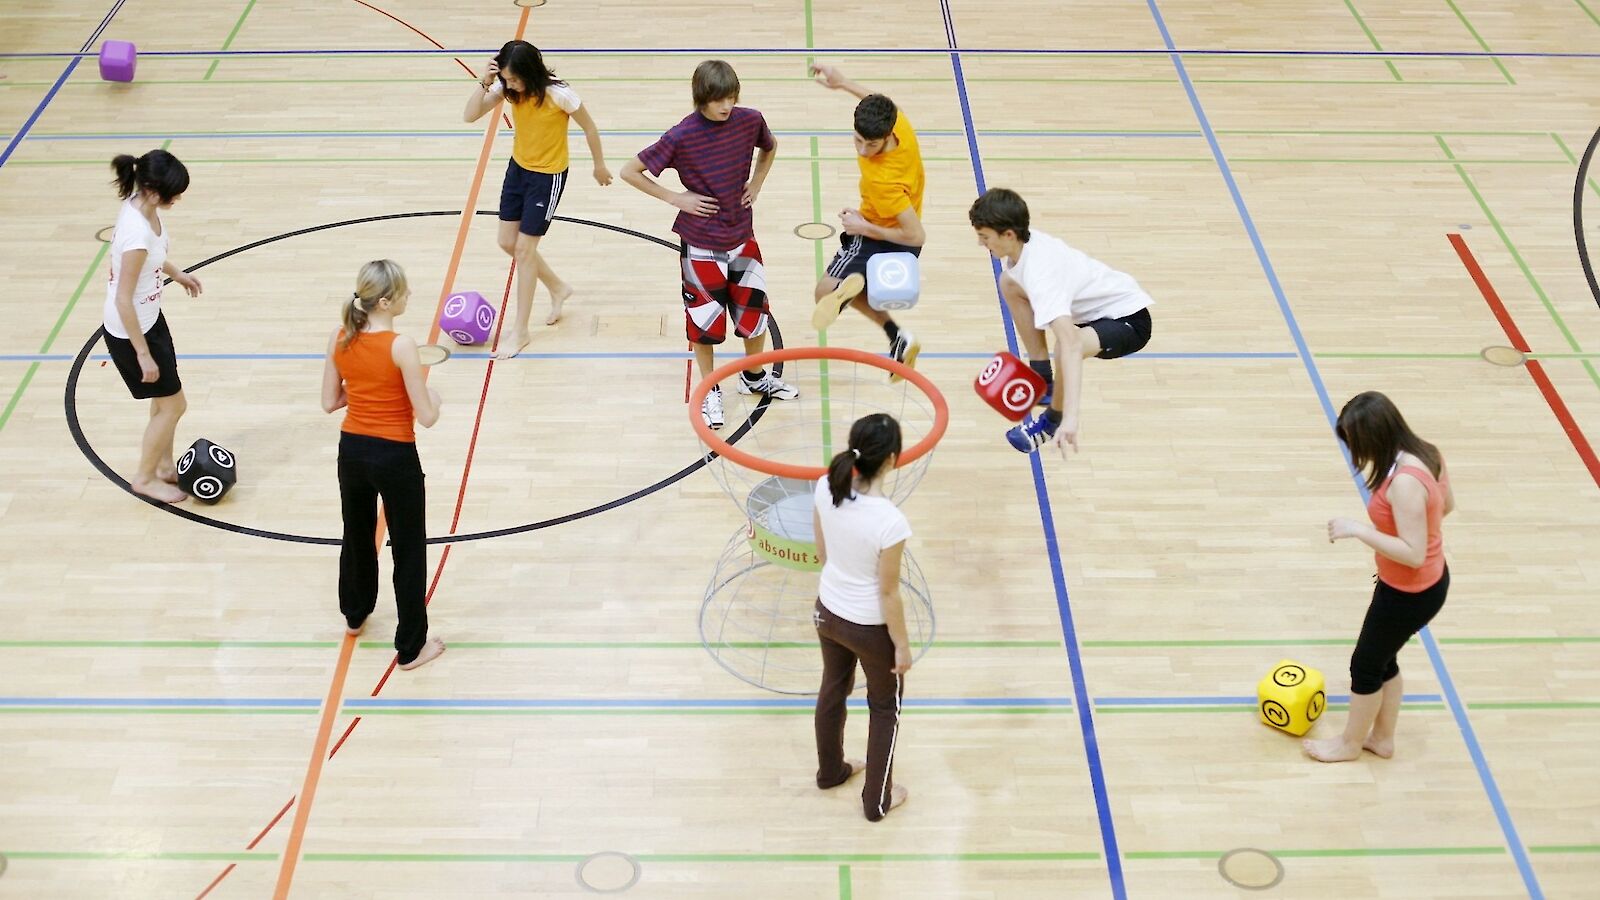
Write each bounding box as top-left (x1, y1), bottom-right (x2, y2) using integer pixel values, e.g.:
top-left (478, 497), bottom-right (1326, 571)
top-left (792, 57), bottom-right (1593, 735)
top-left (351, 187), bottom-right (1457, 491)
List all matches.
top-left (1256, 659), bottom-right (1326, 736)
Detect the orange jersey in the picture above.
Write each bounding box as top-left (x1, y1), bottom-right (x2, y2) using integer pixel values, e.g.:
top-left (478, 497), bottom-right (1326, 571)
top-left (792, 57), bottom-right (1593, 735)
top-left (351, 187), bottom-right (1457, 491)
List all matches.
top-left (857, 112), bottom-right (925, 228)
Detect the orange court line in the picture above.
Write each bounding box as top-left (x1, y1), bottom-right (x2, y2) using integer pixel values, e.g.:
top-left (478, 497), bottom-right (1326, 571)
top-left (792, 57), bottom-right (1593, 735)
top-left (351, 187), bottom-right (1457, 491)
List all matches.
top-left (269, 9), bottom-right (530, 898)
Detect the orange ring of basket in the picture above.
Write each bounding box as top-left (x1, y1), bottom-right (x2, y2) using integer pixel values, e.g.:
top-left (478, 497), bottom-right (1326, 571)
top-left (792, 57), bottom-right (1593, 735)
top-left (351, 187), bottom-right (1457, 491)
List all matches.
top-left (689, 346), bottom-right (950, 481)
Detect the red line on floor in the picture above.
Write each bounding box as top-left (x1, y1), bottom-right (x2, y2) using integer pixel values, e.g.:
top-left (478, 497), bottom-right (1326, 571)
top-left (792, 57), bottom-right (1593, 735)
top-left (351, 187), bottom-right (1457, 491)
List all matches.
top-left (1450, 233), bottom-right (1600, 488)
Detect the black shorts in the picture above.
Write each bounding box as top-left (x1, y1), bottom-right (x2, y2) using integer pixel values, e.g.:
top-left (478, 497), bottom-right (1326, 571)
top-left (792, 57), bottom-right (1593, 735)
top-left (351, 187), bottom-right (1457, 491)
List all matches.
top-left (498, 159), bottom-right (566, 237)
top-left (105, 312), bottom-right (182, 399)
top-left (825, 233), bottom-right (922, 282)
top-left (1082, 307), bottom-right (1152, 360)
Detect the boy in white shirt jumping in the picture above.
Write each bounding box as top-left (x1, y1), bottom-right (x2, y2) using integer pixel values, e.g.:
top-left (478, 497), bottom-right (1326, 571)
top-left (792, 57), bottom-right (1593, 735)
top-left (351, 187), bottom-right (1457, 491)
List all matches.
top-left (968, 188), bottom-right (1154, 454)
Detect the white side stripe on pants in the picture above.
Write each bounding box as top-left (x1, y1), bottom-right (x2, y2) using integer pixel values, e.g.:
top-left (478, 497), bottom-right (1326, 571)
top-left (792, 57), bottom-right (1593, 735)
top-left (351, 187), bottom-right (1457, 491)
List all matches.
top-left (544, 171), bottom-right (565, 222)
top-left (876, 672), bottom-right (902, 818)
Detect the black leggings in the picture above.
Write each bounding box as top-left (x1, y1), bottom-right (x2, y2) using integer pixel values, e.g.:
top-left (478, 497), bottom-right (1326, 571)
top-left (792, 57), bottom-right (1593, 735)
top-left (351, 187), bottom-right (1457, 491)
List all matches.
top-left (1349, 566), bottom-right (1449, 695)
top-left (337, 432), bottom-right (429, 664)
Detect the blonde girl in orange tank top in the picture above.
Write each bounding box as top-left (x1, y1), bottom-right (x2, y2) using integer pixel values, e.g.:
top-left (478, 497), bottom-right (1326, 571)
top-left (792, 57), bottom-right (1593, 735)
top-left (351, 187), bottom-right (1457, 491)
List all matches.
top-left (1308, 391), bottom-right (1455, 762)
top-left (320, 260), bottom-right (446, 670)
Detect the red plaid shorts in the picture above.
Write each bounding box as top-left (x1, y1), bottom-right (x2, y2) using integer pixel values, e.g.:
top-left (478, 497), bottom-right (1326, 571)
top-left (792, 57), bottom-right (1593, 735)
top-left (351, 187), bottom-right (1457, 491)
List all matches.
top-left (681, 240), bottom-right (769, 344)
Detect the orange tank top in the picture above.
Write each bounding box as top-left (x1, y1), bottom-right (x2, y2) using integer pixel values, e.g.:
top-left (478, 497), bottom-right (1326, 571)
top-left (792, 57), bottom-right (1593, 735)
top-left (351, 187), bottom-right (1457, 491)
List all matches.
top-left (334, 331), bottom-right (414, 443)
top-left (1366, 462), bottom-right (1447, 592)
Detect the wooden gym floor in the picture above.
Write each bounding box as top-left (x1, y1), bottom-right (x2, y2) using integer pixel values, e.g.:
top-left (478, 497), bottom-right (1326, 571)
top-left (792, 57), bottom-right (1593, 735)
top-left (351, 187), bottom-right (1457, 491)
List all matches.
top-left (0, 1), bottom-right (1597, 897)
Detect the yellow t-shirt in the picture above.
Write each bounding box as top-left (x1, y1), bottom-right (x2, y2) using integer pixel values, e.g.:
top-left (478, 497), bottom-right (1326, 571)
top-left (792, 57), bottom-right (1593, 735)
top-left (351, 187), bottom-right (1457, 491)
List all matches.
top-left (495, 81), bottom-right (582, 174)
top-left (857, 112), bottom-right (924, 228)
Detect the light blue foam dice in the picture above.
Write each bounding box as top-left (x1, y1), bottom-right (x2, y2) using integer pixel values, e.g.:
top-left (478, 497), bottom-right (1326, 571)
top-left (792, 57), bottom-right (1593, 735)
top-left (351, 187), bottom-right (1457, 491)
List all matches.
top-left (867, 252), bottom-right (920, 311)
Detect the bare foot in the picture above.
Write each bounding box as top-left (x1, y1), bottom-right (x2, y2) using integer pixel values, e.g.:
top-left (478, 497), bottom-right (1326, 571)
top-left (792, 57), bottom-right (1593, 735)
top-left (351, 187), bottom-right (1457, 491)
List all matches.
top-left (1362, 736), bottom-right (1394, 759)
top-left (1302, 736), bottom-right (1363, 762)
top-left (398, 636), bottom-right (446, 670)
top-left (155, 467), bottom-right (179, 485)
top-left (492, 332), bottom-right (531, 360)
top-left (545, 285), bottom-right (573, 325)
top-left (132, 478), bottom-right (187, 504)
top-left (886, 783), bottom-right (909, 812)
top-left (821, 758), bottom-right (867, 789)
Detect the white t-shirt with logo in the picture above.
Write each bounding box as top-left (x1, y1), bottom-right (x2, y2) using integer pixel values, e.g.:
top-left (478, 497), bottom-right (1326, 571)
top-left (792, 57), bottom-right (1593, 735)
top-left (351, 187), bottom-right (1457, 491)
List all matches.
top-left (814, 477), bottom-right (913, 626)
top-left (103, 199), bottom-right (170, 339)
top-left (1001, 228), bottom-right (1152, 330)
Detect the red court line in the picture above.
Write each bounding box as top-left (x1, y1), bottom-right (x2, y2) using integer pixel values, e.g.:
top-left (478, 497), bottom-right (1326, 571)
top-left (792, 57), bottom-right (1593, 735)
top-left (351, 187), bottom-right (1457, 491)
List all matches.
top-left (1450, 233), bottom-right (1600, 488)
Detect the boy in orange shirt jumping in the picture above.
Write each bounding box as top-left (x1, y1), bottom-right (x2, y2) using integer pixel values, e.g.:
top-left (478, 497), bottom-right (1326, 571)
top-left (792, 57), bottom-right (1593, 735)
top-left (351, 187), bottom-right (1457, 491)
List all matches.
top-left (809, 63), bottom-right (925, 377)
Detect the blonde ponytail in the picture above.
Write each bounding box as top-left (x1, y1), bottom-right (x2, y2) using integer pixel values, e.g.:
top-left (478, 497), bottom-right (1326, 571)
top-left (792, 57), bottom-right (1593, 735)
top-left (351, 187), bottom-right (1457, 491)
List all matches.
top-left (339, 260), bottom-right (410, 350)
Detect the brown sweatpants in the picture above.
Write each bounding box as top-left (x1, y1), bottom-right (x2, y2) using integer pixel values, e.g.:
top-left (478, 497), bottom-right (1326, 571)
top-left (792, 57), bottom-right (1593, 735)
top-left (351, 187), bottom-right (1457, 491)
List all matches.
top-left (813, 599), bottom-right (905, 821)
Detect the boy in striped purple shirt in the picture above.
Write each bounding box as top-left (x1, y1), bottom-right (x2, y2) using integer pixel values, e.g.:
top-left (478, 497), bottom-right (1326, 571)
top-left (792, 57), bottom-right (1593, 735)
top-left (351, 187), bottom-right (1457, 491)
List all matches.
top-left (621, 60), bottom-right (798, 430)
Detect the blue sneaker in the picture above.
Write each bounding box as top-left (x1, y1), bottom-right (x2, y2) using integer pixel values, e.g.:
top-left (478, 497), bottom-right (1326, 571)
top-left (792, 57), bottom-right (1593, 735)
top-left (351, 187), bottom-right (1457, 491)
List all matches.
top-left (1036, 385), bottom-right (1053, 407)
top-left (1006, 413), bottom-right (1059, 453)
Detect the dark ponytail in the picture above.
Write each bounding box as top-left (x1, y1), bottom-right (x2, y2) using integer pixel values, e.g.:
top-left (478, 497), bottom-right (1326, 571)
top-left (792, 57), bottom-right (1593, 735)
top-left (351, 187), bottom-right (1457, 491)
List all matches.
top-left (109, 149), bottom-right (190, 202)
top-left (827, 413), bottom-right (903, 507)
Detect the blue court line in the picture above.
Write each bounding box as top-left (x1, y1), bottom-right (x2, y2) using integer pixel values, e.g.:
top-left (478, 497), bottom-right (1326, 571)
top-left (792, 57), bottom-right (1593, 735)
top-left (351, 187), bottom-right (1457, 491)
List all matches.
top-left (1, 129), bottom-right (1200, 142)
top-left (3, 48), bottom-right (1599, 59)
top-left (939, 4), bottom-right (1126, 898)
top-left (0, 0), bottom-right (128, 174)
top-left (1096, 694), bottom-right (1443, 706)
top-left (0, 697), bottom-right (320, 708)
top-left (1143, 1), bottom-right (1542, 897)
top-left (0, 351), bottom-right (1300, 363)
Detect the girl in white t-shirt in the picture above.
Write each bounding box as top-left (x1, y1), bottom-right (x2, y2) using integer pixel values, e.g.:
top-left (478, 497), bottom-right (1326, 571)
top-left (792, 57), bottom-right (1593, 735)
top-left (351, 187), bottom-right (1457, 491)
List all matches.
top-left (810, 413), bottom-right (913, 821)
top-left (102, 150), bottom-right (204, 504)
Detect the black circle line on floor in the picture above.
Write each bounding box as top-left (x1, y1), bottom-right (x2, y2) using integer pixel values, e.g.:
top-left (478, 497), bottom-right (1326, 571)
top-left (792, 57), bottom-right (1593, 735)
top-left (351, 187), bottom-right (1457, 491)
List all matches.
top-left (65, 209), bottom-right (784, 546)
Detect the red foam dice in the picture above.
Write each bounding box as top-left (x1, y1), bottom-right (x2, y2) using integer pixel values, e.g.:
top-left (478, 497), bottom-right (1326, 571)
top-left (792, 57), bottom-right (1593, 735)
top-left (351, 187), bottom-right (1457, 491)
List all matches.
top-left (974, 351), bottom-right (1047, 421)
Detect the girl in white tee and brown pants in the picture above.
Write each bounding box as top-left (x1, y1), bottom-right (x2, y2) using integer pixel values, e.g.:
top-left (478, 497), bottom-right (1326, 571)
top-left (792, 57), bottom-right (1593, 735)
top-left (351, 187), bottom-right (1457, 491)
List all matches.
top-left (811, 413), bottom-right (913, 821)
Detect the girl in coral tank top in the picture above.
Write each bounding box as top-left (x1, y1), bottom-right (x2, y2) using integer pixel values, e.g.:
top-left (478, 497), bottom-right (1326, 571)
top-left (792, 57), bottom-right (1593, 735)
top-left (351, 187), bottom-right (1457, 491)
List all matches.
top-left (1306, 391), bottom-right (1454, 763)
top-left (320, 260), bottom-right (446, 671)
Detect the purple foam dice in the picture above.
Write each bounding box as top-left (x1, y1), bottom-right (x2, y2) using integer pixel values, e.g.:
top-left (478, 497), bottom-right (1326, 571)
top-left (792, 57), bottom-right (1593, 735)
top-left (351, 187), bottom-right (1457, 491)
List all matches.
top-left (98, 40), bottom-right (137, 83)
top-left (439, 290), bottom-right (496, 345)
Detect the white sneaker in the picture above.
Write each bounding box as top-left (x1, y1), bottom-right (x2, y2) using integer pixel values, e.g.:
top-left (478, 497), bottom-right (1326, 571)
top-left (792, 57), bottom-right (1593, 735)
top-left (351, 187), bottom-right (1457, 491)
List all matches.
top-left (888, 329), bottom-right (920, 383)
top-left (735, 370), bottom-right (800, 400)
top-left (701, 386), bottom-right (725, 429)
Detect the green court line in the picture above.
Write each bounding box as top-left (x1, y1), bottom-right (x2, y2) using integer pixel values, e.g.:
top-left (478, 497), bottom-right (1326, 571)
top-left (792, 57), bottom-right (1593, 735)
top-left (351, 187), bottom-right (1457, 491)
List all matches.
top-left (6, 155), bottom-right (1582, 169)
top-left (204, 0), bottom-right (259, 81)
top-left (1445, 142), bottom-right (1600, 392)
top-left (1551, 132), bottom-right (1600, 201)
top-left (1531, 844), bottom-right (1600, 854)
top-left (839, 864), bottom-right (852, 899)
top-left (301, 851), bottom-right (1100, 863)
top-left (802, 0), bottom-right (835, 462)
top-left (0, 243), bottom-right (108, 438)
top-left (24, 126), bottom-right (1594, 139)
top-left (1578, 0), bottom-right (1600, 29)
top-left (0, 706), bottom-right (1071, 717)
top-left (10, 635), bottom-right (1600, 649)
top-left (1127, 846), bottom-right (1503, 860)
top-left (0, 851), bottom-right (275, 861)
top-left (0, 75), bottom-right (1512, 88)
top-left (1098, 704), bottom-right (1449, 714)
top-left (1342, 0), bottom-right (1404, 81)
top-left (1443, 0), bottom-right (1515, 83)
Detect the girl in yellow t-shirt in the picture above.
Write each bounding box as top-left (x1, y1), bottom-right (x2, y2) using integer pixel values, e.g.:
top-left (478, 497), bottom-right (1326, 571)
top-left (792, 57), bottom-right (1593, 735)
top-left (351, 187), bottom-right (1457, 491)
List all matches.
top-left (464, 41), bottom-right (611, 357)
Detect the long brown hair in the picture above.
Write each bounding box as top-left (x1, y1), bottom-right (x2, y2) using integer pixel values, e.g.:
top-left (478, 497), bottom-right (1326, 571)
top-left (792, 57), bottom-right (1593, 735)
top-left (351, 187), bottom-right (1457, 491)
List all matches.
top-left (1336, 391), bottom-right (1442, 492)
top-left (339, 260), bottom-right (409, 350)
top-left (826, 414), bottom-right (902, 507)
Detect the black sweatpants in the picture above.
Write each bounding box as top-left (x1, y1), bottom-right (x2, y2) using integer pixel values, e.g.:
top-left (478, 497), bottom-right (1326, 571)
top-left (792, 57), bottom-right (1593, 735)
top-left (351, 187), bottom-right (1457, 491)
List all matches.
top-left (337, 432), bottom-right (428, 665)
top-left (814, 599), bottom-right (904, 822)
top-left (1349, 566), bottom-right (1449, 695)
